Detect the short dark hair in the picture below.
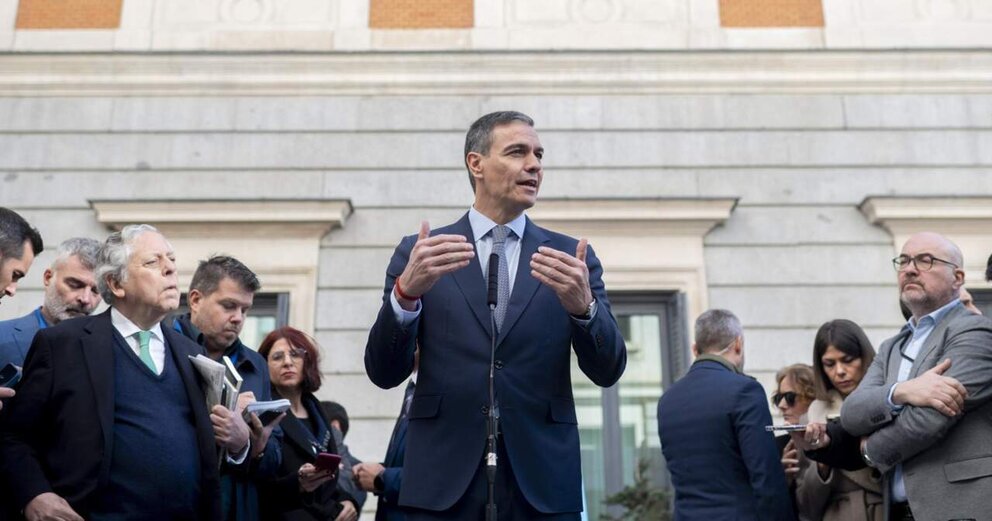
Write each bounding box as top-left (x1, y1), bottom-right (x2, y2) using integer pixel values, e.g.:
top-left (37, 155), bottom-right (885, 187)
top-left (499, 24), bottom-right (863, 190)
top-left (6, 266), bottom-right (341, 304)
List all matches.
top-left (189, 255), bottom-right (260, 296)
top-left (812, 319), bottom-right (876, 398)
top-left (986, 252), bottom-right (992, 283)
top-left (0, 207), bottom-right (43, 262)
top-left (463, 111), bottom-right (535, 191)
top-left (258, 326), bottom-right (322, 394)
top-left (320, 401), bottom-right (350, 437)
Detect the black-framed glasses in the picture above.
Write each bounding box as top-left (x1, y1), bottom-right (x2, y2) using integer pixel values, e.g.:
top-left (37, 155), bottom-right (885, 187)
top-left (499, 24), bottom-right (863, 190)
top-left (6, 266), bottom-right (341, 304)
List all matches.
top-left (892, 253), bottom-right (958, 272)
top-left (771, 391), bottom-right (797, 407)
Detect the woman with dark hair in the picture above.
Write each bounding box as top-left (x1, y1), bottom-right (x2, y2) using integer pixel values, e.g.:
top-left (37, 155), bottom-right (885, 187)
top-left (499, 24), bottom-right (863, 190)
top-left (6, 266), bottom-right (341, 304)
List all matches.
top-left (258, 327), bottom-right (359, 521)
top-left (796, 319), bottom-right (882, 521)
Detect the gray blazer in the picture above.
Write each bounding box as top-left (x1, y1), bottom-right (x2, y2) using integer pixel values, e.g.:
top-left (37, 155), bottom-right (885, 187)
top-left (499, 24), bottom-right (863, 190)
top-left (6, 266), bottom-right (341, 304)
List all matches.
top-left (841, 303), bottom-right (992, 521)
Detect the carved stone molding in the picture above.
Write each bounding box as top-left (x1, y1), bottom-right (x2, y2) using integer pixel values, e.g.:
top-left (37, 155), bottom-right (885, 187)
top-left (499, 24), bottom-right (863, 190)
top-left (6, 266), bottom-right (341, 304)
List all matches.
top-left (90, 199), bottom-right (353, 334)
top-left (860, 196), bottom-right (992, 286)
top-left (2, 51), bottom-right (991, 96)
top-left (529, 197), bottom-right (737, 323)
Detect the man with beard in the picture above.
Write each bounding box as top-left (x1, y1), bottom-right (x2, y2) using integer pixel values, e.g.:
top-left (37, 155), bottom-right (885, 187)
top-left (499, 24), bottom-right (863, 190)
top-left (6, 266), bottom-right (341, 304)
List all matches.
top-left (838, 232), bottom-right (992, 520)
top-left (172, 255), bottom-right (285, 521)
top-left (0, 237), bottom-right (100, 370)
top-left (0, 225), bottom-right (246, 520)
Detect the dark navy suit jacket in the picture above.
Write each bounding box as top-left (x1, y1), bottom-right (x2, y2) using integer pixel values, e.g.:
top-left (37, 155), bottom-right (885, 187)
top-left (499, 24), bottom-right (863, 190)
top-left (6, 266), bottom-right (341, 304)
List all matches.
top-left (365, 213), bottom-right (627, 514)
top-left (376, 381), bottom-right (412, 521)
top-left (0, 310), bottom-right (42, 369)
top-left (657, 358), bottom-right (794, 521)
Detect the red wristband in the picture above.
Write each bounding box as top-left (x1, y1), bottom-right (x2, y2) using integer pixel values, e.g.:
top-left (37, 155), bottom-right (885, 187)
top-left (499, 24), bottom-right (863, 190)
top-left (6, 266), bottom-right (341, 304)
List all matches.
top-left (394, 278), bottom-right (420, 301)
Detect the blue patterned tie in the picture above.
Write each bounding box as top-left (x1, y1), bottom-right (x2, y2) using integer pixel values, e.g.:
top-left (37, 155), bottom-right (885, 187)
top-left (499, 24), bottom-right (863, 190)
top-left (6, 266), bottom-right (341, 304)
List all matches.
top-left (490, 225), bottom-right (511, 333)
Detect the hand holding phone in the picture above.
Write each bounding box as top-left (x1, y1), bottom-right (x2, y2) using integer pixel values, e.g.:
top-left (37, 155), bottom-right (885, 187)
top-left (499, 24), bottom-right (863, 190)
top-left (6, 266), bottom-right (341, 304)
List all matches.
top-left (0, 363), bottom-right (21, 388)
top-left (315, 452), bottom-right (342, 474)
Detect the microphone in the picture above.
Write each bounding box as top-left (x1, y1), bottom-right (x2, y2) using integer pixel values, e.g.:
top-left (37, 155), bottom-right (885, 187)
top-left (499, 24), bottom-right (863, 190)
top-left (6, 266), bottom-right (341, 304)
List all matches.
top-left (487, 252), bottom-right (499, 309)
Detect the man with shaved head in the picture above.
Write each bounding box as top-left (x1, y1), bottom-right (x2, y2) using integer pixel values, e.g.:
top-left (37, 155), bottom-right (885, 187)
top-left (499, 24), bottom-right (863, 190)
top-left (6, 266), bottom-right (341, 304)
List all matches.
top-left (839, 232), bottom-right (992, 520)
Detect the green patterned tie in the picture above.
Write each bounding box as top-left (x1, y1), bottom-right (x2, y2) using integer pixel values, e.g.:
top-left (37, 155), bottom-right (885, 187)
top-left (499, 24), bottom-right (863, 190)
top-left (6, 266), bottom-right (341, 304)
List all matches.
top-left (135, 330), bottom-right (157, 373)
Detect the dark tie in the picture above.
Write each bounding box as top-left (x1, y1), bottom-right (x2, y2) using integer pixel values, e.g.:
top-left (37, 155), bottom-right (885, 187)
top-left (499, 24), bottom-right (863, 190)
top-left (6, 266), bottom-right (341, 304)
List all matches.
top-left (401, 380), bottom-right (415, 418)
top-left (490, 225), bottom-right (511, 333)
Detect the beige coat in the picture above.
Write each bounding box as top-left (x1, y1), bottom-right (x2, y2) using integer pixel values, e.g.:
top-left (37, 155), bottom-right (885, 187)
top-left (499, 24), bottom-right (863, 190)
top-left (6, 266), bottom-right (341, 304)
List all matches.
top-left (796, 396), bottom-right (883, 521)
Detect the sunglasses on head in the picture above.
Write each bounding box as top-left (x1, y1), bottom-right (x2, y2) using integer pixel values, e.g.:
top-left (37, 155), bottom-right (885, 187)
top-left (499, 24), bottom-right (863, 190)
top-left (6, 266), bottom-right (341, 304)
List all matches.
top-left (771, 391), bottom-right (798, 407)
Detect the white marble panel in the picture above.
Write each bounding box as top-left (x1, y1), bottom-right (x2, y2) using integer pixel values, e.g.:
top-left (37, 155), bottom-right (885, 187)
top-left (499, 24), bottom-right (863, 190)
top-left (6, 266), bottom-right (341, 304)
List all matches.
top-left (843, 95), bottom-right (992, 128)
top-left (318, 247), bottom-right (397, 288)
top-left (14, 30), bottom-right (116, 51)
top-left (706, 206), bottom-right (891, 245)
top-left (708, 286), bottom-right (903, 329)
top-left (0, 98), bottom-right (114, 131)
top-left (316, 288), bottom-right (390, 330)
top-left (315, 330), bottom-right (373, 373)
top-left (323, 208), bottom-right (469, 248)
top-left (0, 171), bottom-right (325, 207)
top-left (696, 169), bottom-right (992, 205)
top-left (704, 244), bottom-right (896, 285)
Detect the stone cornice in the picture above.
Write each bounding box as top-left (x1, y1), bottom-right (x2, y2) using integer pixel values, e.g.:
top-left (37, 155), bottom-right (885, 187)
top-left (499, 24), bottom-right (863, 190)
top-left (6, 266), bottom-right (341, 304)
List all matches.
top-left (2, 50), bottom-right (992, 96)
top-left (90, 199), bottom-right (353, 238)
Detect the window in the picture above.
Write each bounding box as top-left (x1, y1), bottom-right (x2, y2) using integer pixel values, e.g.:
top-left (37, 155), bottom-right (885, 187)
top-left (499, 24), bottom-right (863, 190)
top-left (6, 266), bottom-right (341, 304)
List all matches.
top-left (574, 292), bottom-right (689, 519)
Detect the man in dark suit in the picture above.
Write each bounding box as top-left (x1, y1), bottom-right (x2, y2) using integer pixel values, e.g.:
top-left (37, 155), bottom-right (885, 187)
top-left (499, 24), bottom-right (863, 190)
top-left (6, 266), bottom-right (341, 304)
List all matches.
top-left (0, 224), bottom-right (249, 521)
top-left (0, 207), bottom-right (44, 415)
top-left (657, 309), bottom-right (794, 521)
top-left (0, 237), bottom-right (100, 370)
top-left (353, 356), bottom-right (418, 521)
top-left (365, 111), bottom-right (627, 520)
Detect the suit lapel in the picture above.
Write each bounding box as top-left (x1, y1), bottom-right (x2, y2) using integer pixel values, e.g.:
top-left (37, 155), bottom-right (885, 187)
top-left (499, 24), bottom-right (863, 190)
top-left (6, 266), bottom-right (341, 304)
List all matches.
top-left (448, 214), bottom-right (494, 338)
top-left (910, 304), bottom-right (964, 378)
top-left (80, 310), bottom-right (117, 481)
top-left (886, 327), bottom-right (911, 383)
top-left (280, 414), bottom-right (320, 458)
top-left (163, 326), bottom-right (220, 471)
top-left (497, 218), bottom-right (549, 348)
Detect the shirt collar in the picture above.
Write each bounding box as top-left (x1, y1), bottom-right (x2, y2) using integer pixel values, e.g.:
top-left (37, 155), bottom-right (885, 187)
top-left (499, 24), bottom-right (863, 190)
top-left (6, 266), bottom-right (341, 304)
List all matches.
top-left (468, 206), bottom-right (527, 243)
top-left (33, 307), bottom-right (49, 329)
top-left (111, 307), bottom-right (164, 342)
top-left (908, 298), bottom-right (961, 332)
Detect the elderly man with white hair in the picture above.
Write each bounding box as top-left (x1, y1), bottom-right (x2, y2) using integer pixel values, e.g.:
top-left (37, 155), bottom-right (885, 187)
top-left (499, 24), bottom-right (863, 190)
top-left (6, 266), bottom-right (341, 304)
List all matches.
top-left (0, 237), bottom-right (101, 370)
top-left (0, 224), bottom-right (249, 521)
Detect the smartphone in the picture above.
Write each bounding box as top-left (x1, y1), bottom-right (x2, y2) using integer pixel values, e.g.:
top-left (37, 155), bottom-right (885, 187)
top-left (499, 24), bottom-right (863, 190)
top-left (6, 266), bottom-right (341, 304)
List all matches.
top-left (0, 363), bottom-right (21, 388)
top-left (764, 424), bottom-right (808, 432)
top-left (315, 452), bottom-right (342, 473)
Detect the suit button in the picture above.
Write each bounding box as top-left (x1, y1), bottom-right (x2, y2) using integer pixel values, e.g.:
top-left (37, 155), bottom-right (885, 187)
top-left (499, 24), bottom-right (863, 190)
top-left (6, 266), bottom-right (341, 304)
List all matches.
top-left (481, 406), bottom-right (489, 415)
top-left (495, 360), bottom-right (504, 370)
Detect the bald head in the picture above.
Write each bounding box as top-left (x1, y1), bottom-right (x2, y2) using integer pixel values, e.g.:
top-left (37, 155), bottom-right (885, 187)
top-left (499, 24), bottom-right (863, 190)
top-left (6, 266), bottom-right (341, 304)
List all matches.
top-left (898, 232), bottom-right (965, 320)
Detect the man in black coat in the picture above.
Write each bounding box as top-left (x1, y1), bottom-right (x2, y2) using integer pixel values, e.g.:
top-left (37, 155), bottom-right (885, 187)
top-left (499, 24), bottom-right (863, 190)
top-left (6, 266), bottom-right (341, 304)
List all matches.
top-left (0, 225), bottom-right (248, 520)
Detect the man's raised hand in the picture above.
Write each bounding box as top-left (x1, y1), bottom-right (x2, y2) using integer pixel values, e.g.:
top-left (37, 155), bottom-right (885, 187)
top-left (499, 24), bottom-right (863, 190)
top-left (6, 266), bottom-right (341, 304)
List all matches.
top-left (394, 220), bottom-right (474, 310)
top-left (529, 238), bottom-right (594, 316)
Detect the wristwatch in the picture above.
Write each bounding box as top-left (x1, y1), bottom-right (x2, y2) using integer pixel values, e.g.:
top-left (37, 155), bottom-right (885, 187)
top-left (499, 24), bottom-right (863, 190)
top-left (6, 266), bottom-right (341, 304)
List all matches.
top-left (570, 299), bottom-right (597, 320)
top-left (860, 441), bottom-right (876, 468)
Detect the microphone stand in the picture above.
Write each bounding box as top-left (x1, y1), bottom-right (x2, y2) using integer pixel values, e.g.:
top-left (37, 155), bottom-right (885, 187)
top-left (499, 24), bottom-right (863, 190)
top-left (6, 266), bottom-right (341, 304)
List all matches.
top-left (485, 253), bottom-right (500, 521)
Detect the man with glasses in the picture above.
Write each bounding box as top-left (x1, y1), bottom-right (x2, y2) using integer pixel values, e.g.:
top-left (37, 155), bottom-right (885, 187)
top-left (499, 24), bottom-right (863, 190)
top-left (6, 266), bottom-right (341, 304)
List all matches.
top-left (838, 232), bottom-right (992, 520)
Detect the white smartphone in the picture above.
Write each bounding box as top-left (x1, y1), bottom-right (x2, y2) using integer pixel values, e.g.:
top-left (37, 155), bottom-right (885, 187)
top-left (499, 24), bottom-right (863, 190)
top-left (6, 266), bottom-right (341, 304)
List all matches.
top-left (764, 424), bottom-right (808, 432)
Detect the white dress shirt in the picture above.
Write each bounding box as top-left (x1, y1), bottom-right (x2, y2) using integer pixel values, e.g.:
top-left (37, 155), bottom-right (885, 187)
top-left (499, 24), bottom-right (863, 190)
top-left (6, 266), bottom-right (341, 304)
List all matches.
top-left (111, 307), bottom-right (166, 375)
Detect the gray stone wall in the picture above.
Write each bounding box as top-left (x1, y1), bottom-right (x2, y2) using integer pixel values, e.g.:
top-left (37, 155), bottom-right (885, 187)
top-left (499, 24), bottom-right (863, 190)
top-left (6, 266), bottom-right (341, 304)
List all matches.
top-left (2, 92), bottom-right (990, 466)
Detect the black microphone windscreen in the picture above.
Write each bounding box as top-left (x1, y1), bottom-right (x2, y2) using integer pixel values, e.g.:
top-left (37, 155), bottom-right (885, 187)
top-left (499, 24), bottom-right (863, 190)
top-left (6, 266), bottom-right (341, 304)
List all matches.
top-left (487, 253), bottom-right (499, 308)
